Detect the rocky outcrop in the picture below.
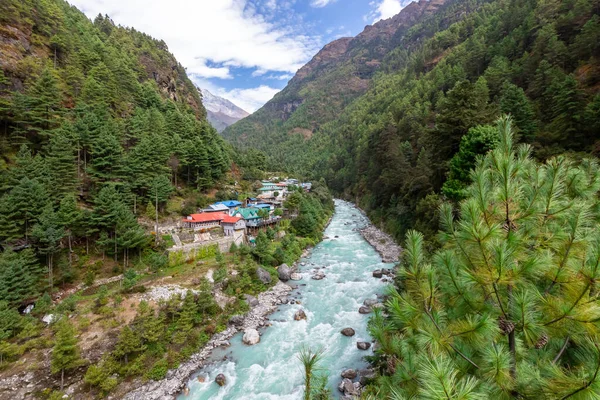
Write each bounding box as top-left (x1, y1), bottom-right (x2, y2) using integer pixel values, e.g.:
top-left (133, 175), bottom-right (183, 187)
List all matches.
top-left (244, 294), bottom-right (259, 307)
top-left (242, 329), bottom-right (260, 345)
top-left (123, 282), bottom-right (292, 400)
top-left (360, 225), bottom-right (402, 263)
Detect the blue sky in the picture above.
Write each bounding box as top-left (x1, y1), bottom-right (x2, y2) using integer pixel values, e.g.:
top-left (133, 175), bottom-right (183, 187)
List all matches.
top-left (70, 0), bottom-right (405, 112)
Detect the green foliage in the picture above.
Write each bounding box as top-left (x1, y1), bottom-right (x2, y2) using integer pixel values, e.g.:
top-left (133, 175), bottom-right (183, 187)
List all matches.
top-left (222, 0), bottom-right (600, 240)
top-left (369, 117), bottom-right (600, 398)
top-left (441, 124), bottom-right (499, 201)
top-left (51, 319), bottom-right (82, 390)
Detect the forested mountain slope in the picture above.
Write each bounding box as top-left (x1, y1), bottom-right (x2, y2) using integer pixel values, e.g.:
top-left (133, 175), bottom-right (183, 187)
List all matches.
top-left (0, 0), bottom-right (230, 299)
top-left (224, 0), bottom-right (600, 240)
top-left (222, 0), bottom-right (449, 151)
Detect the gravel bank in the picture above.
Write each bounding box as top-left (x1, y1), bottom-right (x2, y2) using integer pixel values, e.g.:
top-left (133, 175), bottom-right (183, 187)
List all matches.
top-left (121, 281), bottom-right (293, 400)
top-left (359, 225), bottom-right (401, 263)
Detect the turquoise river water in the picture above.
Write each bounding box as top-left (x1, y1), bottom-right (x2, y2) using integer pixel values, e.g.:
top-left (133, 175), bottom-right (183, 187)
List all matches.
top-left (178, 200), bottom-right (393, 399)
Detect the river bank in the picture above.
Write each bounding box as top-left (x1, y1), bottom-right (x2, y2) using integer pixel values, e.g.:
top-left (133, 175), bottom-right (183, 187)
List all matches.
top-left (359, 225), bottom-right (401, 264)
top-left (177, 200), bottom-right (390, 399)
top-left (121, 281), bottom-right (293, 400)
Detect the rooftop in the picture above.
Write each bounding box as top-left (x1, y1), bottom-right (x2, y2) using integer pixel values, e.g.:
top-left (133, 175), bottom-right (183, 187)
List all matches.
top-left (183, 213), bottom-right (227, 223)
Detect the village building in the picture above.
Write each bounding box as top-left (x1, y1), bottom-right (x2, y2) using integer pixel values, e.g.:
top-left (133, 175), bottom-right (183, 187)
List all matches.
top-left (182, 213), bottom-right (226, 230)
top-left (215, 200), bottom-right (243, 215)
top-left (221, 215), bottom-right (246, 236)
top-left (204, 203), bottom-right (230, 213)
top-left (232, 208), bottom-right (261, 228)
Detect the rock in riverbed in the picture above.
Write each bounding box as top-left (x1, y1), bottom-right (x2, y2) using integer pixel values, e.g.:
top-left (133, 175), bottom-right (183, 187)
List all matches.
top-left (229, 315), bottom-right (244, 326)
top-left (341, 327), bottom-right (355, 336)
top-left (278, 264), bottom-right (291, 281)
top-left (290, 273), bottom-right (302, 281)
top-left (244, 294), bottom-right (259, 307)
top-left (312, 271), bottom-right (326, 280)
top-left (242, 329), bottom-right (260, 345)
top-left (372, 269), bottom-right (383, 278)
top-left (294, 309), bottom-right (307, 321)
top-left (357, 341), bottom-right (371, 350)
top-left (359, 306), bottom-right (372, 314)
top-left (341, 369), bottom-right (357, 379)
top-left (363, 298), bottom-right (378, 307)
top-left (215, 374), bottom-right (226, 386)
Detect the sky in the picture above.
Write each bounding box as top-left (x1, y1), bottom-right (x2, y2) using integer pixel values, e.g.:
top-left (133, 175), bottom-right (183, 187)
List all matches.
top-left (69, 0), bottom-right (408, 113)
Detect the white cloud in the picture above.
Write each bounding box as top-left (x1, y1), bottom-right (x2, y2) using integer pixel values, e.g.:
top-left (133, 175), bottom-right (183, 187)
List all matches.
top-left (69, 0), bottom-right (320, 78)
top-left (310, 0), bottom-right (336, 7)
top-left (367, 0), bottom-right (403, 23)
top-left (194, 77), bottom-right (280, 113)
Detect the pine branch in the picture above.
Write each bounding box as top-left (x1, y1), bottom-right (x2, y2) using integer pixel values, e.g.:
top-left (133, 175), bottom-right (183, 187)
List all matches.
top-left (552, 336), bottom-right (570, 364)
top-left (560, 343), bottom-right (600, 400)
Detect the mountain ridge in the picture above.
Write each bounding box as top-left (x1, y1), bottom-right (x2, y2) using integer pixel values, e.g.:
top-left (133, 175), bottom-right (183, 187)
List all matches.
top-left (200, 88), bottom-right (249, 132)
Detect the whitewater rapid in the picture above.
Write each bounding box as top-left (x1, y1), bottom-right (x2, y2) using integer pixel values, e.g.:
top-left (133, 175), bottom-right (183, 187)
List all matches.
top-left (179, 200), bottom-right (393, 399)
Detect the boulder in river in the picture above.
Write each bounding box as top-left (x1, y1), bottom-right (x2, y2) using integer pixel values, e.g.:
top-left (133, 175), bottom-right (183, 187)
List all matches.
top-left (215, 373), bottom-right (227, 386)
top-left (359, 368), bottom-right (376, 385)
top-left (363, 298), bottom-right (378, 307)
top-left (341, 369), bottom-right (357, 379)
top-left (357, 341), bottom-right (371, 350)
top-left (294, 309), bottom-right (307, 321)
top-left (338, 378), bottom-right (360, 396)
top-left (242, 329), bottom-right (260, 345)
top-left (341, 327), bottom-right (355, 336)
top-left (372, 269), bottom-right (383, 278)
top-left (359, 306), bottom-right (372, 314)
top-left (290, 273), bottom-right (302, 281)
top-left (278, 264), bottom-right (291, 281)
top-left (243, 294), bottom-right (259, 307)
top-left (312, 272), bottom-right (326, 280)
top-left (256, 267), bottom-right (272, 284)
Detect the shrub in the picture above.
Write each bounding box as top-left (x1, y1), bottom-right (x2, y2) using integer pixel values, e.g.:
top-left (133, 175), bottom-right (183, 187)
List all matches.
top-left (145, 358), bottom-right (169, 381)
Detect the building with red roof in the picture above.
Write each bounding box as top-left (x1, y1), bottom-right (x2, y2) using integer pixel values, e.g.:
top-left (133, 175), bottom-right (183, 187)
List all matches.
top-left (221, 215), bottom-right (246, 236)
top-left (182, 213), bottom-right (226, 230)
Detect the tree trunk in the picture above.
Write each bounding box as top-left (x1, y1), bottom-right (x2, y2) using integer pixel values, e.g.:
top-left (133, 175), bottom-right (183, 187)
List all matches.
top-left (155, 192), bottom-right (159, 246)
top-left (48, 254), bottom-right (53, 290)
top-left (68, 233), bottom-right (73, 267)
top-left (114, 230), bottom-right (118, 263)
top-left (61, 368), bottom-right (64, 391)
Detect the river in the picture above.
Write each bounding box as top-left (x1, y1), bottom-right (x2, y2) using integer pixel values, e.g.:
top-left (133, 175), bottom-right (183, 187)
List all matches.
top-left (178, 200), bottom-right (393, 399)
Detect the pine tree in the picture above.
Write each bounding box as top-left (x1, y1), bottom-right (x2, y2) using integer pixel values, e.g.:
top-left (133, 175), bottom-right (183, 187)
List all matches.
top-left (17, 67), bottom-right (63, 135)
top-left (370, 116), bottom-right (600, 399)
top-left (0, 249), bottom-right (43, 306)
top-left (0, 301), bottom-right (21, 340)
top-left (88, 126), bottom-right (123, 184)
top-left (499, 82), bottom-right (536, 141)
top-left (10, 177), bottom-right (49, 239)
top-left (51, 319), bottom-right (82, 391)
top-left (57, 195), bottom-right (83, 267)
top-left (32, 205), bottom-right (65, 290)
top-left (45, 125), bottom-right (78, 197)
top-left (113, 326), bottom-right (143, 364)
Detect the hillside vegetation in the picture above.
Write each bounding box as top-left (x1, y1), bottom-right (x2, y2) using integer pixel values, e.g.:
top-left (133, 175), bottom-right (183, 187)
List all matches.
top-left (0, 1), bottom-right (336, 397)
top-left (224, 0), bottom-right (600, 241)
